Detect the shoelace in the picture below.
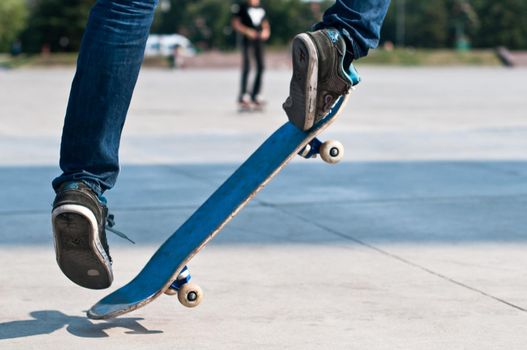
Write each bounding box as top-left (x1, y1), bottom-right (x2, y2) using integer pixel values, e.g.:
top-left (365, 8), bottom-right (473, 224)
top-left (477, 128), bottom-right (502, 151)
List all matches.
top-left (106, 214), bottom-right (136, 244)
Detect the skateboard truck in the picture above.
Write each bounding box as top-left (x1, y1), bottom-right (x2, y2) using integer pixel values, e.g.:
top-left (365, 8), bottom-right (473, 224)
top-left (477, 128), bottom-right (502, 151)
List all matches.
top-left (298, 137), bottom-right (344, 164)
top-left (164, 265), bottom-right (203, 308)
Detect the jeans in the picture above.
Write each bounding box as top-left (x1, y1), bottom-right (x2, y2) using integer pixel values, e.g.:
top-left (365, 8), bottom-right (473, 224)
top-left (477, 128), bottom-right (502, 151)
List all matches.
top-left (239, 38), bottom-right (265, 102)
top-left (52, 0), bottom-right (158, 195)
top-left (316, 0), bottom-right (391, 59)
top-left (53, 0), bottom-right (390, 195)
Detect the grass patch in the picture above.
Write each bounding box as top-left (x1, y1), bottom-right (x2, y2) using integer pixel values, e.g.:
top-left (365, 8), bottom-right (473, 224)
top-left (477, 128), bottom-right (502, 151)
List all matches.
top-left (363, 48), bottom-right (501, 66)
top-left (0, 53), bottom-right (78, 69)
top-left (0, 49), bottom-right (502, 69)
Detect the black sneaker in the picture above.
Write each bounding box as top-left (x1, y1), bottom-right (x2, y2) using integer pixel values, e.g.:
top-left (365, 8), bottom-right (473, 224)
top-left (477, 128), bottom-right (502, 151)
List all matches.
top-left (51, 182), bottom-right (113, 289)
top-left (283, 28), bottom-right (358, 131)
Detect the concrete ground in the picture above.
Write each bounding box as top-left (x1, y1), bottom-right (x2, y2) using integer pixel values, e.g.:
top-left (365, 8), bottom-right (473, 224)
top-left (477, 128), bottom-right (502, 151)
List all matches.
top-left (1, 66), bottom-right (527, 349)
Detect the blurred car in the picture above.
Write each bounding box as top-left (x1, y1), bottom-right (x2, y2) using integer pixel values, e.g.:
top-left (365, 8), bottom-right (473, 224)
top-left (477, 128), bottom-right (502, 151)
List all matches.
top-left (145, 34), bottom-right (197, 57)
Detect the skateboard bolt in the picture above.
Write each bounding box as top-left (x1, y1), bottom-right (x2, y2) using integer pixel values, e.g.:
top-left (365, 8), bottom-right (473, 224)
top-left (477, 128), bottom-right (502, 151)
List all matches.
top-left (330, 148), bottom-right (339, 157)
top-left (187, 292), bottom-right (197, 302)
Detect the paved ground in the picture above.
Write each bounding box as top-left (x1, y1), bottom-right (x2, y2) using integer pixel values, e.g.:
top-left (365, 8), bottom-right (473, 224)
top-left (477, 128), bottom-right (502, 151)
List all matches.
top-left (1, 66), bottom-right (527, 349)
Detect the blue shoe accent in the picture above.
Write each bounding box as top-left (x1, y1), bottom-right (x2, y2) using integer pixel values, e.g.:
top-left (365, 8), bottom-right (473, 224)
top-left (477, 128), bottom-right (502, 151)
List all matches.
top-left (62, 180), bottom-right (106, 203)
top-left (346, 63), bottom-right (361, 86)
top-left (61, 181), bottom-right (81, 191)
top-left (325, 28), bottom-right (341, 44)
top-left (324, 29), bottom-right (359, 86)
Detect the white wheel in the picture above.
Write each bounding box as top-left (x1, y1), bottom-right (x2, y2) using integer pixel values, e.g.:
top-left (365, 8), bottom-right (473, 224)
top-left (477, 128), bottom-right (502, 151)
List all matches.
top-left (319, 140), bottom-right (344, 164)
top-left (178, 282), bottom-right (203, 308)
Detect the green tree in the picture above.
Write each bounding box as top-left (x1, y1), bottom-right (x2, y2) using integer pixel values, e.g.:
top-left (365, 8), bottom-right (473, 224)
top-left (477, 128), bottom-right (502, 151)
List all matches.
top-left (382, 0), bottom-right (527, 50)
top-left (22, 0), bottom-right (94, 53)
top-left (0, 0), bottom-right (28, 52)
top-left (152, 0), bottom-right (232, 49)
top-left (151, 0), bottom-right (190, 35)
top-left (151, 0), bottom-right (334, 49)
top-left (249, 0), bottom-right (333, 46)
top-left (381, 0), bottom-right (449, 48)
top-left (184, 0), bottom-right (234, 49)
top-left (410, 1), bottom-right (449, 48)
top-left (472, 0), bottom-right (527, 49)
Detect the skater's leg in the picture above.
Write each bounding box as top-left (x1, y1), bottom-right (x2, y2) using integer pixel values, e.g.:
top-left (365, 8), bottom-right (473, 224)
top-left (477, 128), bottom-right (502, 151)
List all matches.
top-left (52, 0), bottom-right (159, 195)
top-left (52, 0), bottom-right (158, 290)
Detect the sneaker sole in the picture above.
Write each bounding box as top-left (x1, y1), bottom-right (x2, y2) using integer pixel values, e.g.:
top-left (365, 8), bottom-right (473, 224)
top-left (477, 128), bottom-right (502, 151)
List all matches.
top-left (52, 204), bottom-right (112, 289)
top-left (288, 33), bottom-right (319, 130)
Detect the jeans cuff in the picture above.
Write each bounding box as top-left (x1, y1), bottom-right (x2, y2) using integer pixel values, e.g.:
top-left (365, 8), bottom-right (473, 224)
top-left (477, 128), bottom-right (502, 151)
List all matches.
top-left (52, 175), bottom-right (104, 197)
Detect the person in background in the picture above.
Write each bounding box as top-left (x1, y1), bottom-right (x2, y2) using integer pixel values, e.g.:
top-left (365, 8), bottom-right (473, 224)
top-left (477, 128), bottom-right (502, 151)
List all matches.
top-left (231, 0), bottom-right (270, 111)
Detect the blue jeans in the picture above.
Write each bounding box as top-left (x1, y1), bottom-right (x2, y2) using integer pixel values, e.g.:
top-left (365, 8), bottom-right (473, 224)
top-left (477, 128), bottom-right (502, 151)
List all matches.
top-left (53, 0), bottom-right (390, 195)
top-left (316, 0), bottom-right (391, 59)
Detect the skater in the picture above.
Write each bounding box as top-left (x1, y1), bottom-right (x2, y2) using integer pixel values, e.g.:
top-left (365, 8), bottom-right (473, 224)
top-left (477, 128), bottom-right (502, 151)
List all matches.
top-left (231, 0), bottom-right (271, 111)
top-left (51, 0), bottom-right (390, 289)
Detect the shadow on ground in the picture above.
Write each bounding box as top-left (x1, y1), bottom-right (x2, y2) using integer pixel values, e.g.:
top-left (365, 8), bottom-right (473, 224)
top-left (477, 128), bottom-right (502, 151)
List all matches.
top-left (0, 310), bottom-right (162, 339)
top-left (1, 161), bottom-right (526, 246)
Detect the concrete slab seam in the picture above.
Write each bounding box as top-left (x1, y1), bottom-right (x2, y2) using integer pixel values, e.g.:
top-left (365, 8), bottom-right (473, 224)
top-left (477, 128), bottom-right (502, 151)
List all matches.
top-left (261, 201), bottom-right (527, 314)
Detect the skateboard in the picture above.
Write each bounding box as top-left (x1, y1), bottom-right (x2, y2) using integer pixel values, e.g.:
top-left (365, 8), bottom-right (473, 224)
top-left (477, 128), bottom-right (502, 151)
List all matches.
top-left (237, 100), bottom-right (265, 113)
top-left (88, 73), bottom-right (358, 319)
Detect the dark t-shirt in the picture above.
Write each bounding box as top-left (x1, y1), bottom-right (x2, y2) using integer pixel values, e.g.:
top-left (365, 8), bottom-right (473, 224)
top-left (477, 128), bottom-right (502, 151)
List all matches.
top-left (232, 3), bottom-right (267, 32)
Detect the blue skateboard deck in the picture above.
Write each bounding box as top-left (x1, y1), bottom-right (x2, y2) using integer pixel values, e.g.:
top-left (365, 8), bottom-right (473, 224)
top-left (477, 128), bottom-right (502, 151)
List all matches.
top-left (88, 95), bottom-right (350, 319)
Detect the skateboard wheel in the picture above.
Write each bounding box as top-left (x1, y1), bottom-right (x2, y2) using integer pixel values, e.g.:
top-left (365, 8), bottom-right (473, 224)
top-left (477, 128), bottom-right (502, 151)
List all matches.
top-left (178, 282), bottom-right (203, 308)
top-left (319, 140), bottom-right (344, 164)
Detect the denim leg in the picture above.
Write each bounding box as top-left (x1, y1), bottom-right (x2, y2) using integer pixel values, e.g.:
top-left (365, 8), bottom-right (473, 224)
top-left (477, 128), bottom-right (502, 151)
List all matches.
top-left (52, 0), bottom-right (158, 195)
top-left (251, 40), bottom-right (265, 100)
top-left (239, 40), bottom-right (251, 101)
top-left (316, 0), bottom-right (391, 59)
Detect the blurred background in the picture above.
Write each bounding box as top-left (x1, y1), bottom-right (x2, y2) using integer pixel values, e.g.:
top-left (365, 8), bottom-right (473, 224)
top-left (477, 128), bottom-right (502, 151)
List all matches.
top-left (1, 1), bottom-right (527, 347)
top-left (1, 0), bottom-right (526, 67)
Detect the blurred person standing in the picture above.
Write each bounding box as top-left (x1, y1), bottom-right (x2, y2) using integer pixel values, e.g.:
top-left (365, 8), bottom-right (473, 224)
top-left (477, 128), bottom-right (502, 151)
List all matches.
top-left (231, 0), bottom-right (270, 111)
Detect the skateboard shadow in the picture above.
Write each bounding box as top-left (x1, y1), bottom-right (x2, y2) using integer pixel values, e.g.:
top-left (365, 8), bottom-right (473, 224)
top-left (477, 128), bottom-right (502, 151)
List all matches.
top-left (0, 310), bottom-right (163, 339)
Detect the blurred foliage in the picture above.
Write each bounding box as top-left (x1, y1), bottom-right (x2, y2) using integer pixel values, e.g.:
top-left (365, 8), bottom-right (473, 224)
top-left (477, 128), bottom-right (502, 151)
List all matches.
top-left (381, 0), bottom-right (527, 50)
top-left (363, 48), bottom-right (500, 66)
top-left (21, 0), bottom-right (93, 53)
top-left (151, 0), bottom-right (235, 50)
top-left (0, 0), bottom-right (28, 52)
top-left (2, 0), bottom-right (527, 53)
top-left (471, 0), bottom-right (527, 49)
top-left (263, 0), bottom-right (334, 46)
top-left (151, 0), bottom-right (334, 49)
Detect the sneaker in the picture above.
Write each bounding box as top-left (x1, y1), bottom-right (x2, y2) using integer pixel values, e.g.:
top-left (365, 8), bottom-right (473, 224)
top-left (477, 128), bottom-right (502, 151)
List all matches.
top-left (251, 95), bottom-right (266, 110)
top-left (238, 93), bottom-right (252, 111)
top-left (283, 28), bottom-right (356, 131)
top-left (238, 93), bottom-right (251, 105)
top-left (51, 181), bottom-right (113, 289)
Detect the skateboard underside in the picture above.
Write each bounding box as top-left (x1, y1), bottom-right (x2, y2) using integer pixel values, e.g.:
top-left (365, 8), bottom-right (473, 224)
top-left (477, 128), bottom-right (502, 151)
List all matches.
top-left (88, 95), bottom-right (349, 319)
